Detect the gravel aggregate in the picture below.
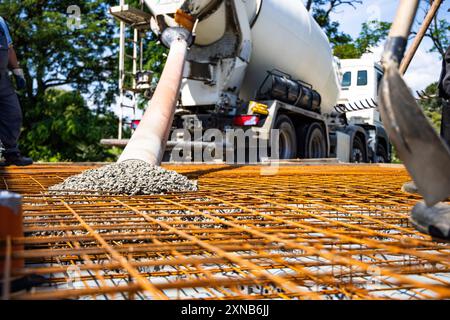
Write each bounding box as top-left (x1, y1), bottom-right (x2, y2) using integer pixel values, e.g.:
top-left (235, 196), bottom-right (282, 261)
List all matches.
top-left (49, 160), bottom-right (198, 195)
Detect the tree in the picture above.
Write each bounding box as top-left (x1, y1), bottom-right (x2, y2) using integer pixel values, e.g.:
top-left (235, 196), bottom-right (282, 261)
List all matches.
top-left (1, 1), bottom-right (119, 107)
top-left (22, 89), bottom-right (122, 162)
top-left (305, 0), bottom-right (362, 16)
top-left (333, 20), bottom-right (391, 59)
top-left (356, 21), bottom-right (391, 53)
top-left (411, 1), bottom-right (449, 132)
top-left (303, 1), bottom-right (390, 59)
top-left (416, 0), bottom-right (450, 58)
top-left (418, 82), bottom-right (441, 132)
top-left (0, 1), bottom-right (121, 161)
top-left (305, 0), bottom-right (362, 50)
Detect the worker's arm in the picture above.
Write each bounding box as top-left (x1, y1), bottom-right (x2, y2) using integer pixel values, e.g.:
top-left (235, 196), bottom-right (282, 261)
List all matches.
top-left (8, 45), bottom-right (20, 70)
top-left (8, 45), bottom-right (26, 90)
top-left (1, 16), bottom-right (26, 90)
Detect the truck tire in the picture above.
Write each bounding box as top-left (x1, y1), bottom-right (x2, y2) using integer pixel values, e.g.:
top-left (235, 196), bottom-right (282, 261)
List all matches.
top-left (298, 122), bottom-right (327, 159)
top-left (351, 135), bottom-right (367, 163)
top-left (375, 144), bottom-right (388, 163)
top-left (274, 115), bottom-right (297, 159)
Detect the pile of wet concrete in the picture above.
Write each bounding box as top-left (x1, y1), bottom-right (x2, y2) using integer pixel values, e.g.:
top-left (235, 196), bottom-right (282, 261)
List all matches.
top-left (49, 160), bottom-right (198, 195)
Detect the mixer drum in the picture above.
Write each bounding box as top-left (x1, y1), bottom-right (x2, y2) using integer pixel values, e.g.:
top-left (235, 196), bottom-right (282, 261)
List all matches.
top-left (239, 0), bottom-right (340, 113)
top-left (144, 0), bottom-right (340, 112)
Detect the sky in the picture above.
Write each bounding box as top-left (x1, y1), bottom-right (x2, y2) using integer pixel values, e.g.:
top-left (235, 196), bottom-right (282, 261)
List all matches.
top-left (329, 0), bottom-right (449, 93)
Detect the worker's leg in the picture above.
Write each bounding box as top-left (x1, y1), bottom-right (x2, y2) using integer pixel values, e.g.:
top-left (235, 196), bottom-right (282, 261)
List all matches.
top-left (0, 93), bottom-right (22, 155)
top-left (0, 93), bottom-right (32, 166)
top-left (411, 202), bottom-right (450, 240)
top-left (402, 181), bottom-right (418, 194)
top-left (441, 99), bottom-right (450, 149)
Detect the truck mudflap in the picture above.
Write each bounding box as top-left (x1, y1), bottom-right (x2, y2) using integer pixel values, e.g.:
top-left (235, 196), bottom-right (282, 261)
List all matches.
top-left (340, 125), bottom-right (369, 163)
top-left (333, 123), bottom-right (391, 163)
top-left (373, 125), bottom-right (391, 163)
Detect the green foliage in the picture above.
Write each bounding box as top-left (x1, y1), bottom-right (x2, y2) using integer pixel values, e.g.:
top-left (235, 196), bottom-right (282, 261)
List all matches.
top-left (332, 43), bottom-right (361, 59)
top-left (426, 18), bottom-right (450, 57)
top-left (0, 0), bottom-right (121, 161)
top-left (0, 0), bottom-right (119, 104)
top-left (389, 146), bottom-right (401, 164)
top-left (307, 1), bottom-right (356, 48)
top-left (305, 1), bottom-right (390, 59)
top-left (333, 20), bottom-right (391, 59)
top-left (21, 89), bottom-right (122, 162)
top-left (355, 21), bottom-right (391, 54)
top-left (419, 1), bottom-right (450, 58)
top-left (418, 82), bottom-right (442, 132)
top-left (390, 83), bottom-right (443, 164)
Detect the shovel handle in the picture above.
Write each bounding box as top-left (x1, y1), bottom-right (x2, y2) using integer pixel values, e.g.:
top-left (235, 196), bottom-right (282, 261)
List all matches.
top-left (383, 0), bottom-right (420, 65)
top-left (400, 0), bottom-right (443, 74)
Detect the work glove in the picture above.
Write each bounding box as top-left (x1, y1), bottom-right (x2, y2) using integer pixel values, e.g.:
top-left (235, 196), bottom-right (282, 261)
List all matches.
top-left (12, 68), bottom-right (26, 90)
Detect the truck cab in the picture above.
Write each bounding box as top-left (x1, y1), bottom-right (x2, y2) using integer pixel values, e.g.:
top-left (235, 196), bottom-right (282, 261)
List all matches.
top-left (329, 55), bottom-right (391, 163)
top-left (339, 56), bottom-right (384, 127)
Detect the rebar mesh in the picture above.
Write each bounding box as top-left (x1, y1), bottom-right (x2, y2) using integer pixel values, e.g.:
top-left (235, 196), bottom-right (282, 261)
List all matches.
top-left (1, 163), bottom-right (449, 300)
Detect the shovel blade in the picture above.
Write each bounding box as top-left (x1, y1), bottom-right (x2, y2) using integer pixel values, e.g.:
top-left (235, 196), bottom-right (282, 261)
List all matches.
top-left (379, 63), bottom-right (450, 207)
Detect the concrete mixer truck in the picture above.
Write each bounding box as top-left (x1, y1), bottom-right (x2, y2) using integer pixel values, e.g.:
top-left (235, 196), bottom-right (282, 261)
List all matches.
top-left (107, 0), bottom-right (391, 163)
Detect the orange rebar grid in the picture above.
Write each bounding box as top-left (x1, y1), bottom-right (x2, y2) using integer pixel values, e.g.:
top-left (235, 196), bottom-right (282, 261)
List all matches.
top-left (0, 163), bottom-right (449, 300)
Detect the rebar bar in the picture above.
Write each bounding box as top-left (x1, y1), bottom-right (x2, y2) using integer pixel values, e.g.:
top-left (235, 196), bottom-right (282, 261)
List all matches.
top-left (0, 163), bottom-right (449, 300)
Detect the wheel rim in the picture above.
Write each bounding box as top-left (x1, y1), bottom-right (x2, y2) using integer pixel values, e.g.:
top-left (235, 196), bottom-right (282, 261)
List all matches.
top-left (310, 135), bottom-right (322, 158)
top-left (352, 147), bottom-right (364, 163)
top-left (279, 129), bottom-right (293, 159)
top-left (308, 128), bottom-right (325, 158)
top-left (376, 155), bottom-right (386, 163)
top-left (376, 147), bottom-right (387, 163)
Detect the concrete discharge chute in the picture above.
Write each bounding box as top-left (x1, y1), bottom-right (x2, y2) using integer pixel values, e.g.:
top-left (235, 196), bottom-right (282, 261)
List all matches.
top-left (118, 28), bottom-right (193, 165)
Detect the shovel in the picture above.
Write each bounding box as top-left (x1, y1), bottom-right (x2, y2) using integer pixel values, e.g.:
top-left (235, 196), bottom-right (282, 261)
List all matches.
top-left (378, 0), bottom-right (450, 207)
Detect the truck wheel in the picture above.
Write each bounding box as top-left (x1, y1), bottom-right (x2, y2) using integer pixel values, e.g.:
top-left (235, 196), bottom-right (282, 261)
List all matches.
top-left (274, 115), bottom-right (297, 159)
top-left (375, 144), bottom-right (388, 163)
top-left (299, 123), bottom-right (327, 159)
top-left (351, 135), bottom-right (367, 163)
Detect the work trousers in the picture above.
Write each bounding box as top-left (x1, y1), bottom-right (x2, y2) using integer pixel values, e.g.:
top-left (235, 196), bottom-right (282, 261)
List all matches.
top-left (0, 74), bottom-right (22, 155)
top-left (442, 99), bottom-right (450, 149)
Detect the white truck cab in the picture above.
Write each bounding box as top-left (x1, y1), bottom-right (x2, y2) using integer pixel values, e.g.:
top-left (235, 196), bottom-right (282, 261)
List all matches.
top-left (338, 55), bottom-right (384, 127)
top-left (328, 54), bottom-right (390, 163)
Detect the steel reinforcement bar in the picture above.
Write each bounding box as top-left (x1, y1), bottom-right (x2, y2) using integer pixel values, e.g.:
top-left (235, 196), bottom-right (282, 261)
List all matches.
top-left (0, 163), bottom-right (449, 300)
